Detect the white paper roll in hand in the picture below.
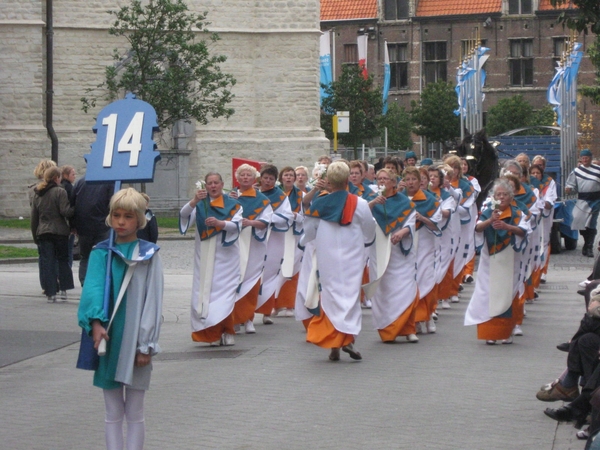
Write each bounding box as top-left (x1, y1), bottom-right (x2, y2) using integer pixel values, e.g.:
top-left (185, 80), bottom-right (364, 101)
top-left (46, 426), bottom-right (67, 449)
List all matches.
top-left (98, 338), bottom-right (107, 356)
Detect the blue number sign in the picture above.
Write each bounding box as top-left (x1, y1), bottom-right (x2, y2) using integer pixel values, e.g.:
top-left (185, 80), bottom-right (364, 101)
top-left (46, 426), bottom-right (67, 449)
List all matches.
top-left (84, 93), bottom-right (161, 183)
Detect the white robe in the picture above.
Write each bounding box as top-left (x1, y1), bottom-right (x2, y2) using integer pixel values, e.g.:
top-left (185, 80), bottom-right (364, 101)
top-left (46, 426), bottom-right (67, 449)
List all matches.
top-left (257, 196), bottom-right (294, 308)
top-left (464, 210), bottom-right (529, 326)
top-left (415, 205), bottom-right (443, 299)
top-left (435, 195), bottom-right (457, 285)
top-left (370, 211), bottom-right (417, 330)
top-left (237, 204), bottom-right (273, 300)
top-left (300, 197), bottom-right (376, 335)
top-left (180, 202), bottom-right (242, 331)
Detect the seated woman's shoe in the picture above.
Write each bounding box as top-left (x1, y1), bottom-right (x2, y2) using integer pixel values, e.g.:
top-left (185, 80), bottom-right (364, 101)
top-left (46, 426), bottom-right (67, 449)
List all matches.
top-left (536, 380), bottom-right (579, 402)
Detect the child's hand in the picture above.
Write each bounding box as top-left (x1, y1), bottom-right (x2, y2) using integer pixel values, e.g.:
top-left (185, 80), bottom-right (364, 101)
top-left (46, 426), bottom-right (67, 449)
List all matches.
top-left (91, 320), bottom-right (108, 349)
top-left (135, 352), bottom-right (152, 367)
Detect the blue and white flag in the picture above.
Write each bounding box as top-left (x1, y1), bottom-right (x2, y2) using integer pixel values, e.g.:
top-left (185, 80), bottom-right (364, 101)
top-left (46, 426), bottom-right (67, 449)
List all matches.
top-left (382, 41), bottom-right (391, 114)
top-left (319, 31), bottom-right (333, 105)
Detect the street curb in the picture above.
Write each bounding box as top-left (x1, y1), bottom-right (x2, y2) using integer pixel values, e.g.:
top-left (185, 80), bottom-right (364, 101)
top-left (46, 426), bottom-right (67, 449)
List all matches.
top-left (0, 257), bottom-right (38, 265)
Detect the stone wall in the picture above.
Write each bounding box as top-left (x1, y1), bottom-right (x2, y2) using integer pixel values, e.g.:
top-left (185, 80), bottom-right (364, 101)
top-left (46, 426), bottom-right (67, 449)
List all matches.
top-left (0, 0), bottom-right (327, 217)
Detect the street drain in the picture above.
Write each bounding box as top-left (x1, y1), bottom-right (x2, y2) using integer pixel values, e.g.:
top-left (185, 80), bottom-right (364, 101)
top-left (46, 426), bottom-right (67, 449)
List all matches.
top-left (155, 349), bottom-right (248, 361)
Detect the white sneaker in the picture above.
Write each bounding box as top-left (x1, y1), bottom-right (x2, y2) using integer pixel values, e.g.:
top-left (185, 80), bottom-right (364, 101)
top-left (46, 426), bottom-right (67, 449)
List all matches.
top-left (502, 335), bottom-right (514, 344)
top-left (431, 312), bottom-right (438, 321)
top-left (46, 295), bottom-right (56, 303)
top-left (579, 279), bottom-right (591, 288)
top-left (513, 325), bottom-right (523, 336)
top-left (415, 322), bottom-right (425, 335)
top-left (540, 273), bottom-right (547, 283)
top-left (245, 320), bottom-right (256, 334)
top-left (262, 315), bottom-right (273, 325)
top-left (464, 274), bottom-right (474, 283)
top-left (285, 308), bottom-right (295, 317)
top-left (222, 333), bottom-right (235, 346)
top-left (441, 300), bottom-right (451, 309)
top-left (450, 295), bottom-right (459, 303)
top-left (427, 318), bottom-right (437, 333)
top-left (363, 299), bottom-right (372, 308)
top-left (209, 340), bottom-right (221, 347)
top-left (407, 334), bottom-right (419, 343)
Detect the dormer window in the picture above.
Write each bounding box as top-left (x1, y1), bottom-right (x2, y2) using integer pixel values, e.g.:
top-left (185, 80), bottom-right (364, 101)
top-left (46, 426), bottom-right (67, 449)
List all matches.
top-left (508, 0), bottom-right (532, 15)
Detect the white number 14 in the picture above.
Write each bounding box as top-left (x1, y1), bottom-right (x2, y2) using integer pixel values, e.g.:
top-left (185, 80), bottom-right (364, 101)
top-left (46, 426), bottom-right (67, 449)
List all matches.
top-left (102, 112), bottom-right (144, 167)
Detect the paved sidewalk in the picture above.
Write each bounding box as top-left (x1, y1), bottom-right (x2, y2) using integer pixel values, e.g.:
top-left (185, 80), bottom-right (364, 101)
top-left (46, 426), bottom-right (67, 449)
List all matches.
top-left (0, 237), bottom-right (595, 449)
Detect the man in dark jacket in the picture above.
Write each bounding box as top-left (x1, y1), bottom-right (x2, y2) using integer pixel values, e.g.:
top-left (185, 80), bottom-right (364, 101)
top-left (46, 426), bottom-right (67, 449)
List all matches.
top-left (70, 176), bottom-right (114, 286)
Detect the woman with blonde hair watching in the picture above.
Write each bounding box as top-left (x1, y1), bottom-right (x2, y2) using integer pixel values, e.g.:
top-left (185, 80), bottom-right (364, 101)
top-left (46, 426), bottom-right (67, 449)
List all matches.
top-left (31, 166), bottom-right (75, 302)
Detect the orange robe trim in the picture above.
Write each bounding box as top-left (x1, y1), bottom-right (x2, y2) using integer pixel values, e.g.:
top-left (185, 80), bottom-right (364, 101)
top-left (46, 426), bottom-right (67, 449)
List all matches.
top-left (476, 295), bottom-right (518, 340)
top-left (306, 308), bottom-right (354, 348)
top-left (191, 314), bottom-right (235, 343)
top-left (275, 273), bottom-right (299, 310)
top-left (377, 293), bottom-right (418, 342)
top-left (233, 280), bottom-right (261, 324)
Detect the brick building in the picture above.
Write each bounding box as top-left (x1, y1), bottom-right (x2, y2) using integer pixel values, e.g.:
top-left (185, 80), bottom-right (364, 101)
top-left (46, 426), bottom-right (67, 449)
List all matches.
top-left (321, 0), bottom-right (599, 159)
top-left (0, 0), bottom-right (327, 217)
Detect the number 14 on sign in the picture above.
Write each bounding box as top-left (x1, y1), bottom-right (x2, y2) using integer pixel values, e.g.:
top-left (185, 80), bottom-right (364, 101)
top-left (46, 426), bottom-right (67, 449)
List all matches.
top-left (102, 112), bottom-right (144, 167)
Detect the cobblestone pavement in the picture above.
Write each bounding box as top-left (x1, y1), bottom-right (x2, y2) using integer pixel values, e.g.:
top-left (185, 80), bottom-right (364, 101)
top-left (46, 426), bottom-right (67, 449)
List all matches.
top-left (0, 233), bottom-right (596, 449)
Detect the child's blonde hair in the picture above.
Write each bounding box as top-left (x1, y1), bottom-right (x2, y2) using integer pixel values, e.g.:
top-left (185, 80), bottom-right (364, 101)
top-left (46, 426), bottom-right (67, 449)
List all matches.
top-left (106, 188), bottom-right (147, 230)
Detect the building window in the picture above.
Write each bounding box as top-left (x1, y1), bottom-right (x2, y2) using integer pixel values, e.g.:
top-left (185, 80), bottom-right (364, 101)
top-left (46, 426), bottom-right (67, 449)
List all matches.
top-left (552, 37), bottom-right (567, 68)
top-left (460, 39), bottom-right (487, 60)
top-left (384, 0), bottom-right (409, 20)
top-left (508, 0), bottom-right (532, 14)
top-left (343, 44), bottom-right (358, 68)
top-left (509, 39), bottom-right (533, 86)
top-left (388, 43), bottom-right (408, 89)
top-left (423, 41), bottom-right (447, 84)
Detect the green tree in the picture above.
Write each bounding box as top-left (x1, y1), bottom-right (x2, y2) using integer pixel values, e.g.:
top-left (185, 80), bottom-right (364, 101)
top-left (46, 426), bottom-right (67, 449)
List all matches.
top-left (487, 95), bottom-right (554, 136)
top-left (81, 0), bottom-right (236, 130)
top-left (380, 102), bottom-right (413, 150)
top-left (486, 95), bottom-right (533, 136)
top-left (410, 81), bottom-right (460, 150)
top-left (320, 65), bottom-right (383, 158)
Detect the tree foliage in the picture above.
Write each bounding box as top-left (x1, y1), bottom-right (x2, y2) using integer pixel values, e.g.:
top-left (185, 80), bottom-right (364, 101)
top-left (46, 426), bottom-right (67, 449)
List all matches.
top-left (550, 0), bottom-right (600, 34)
top-left (81, 0), bottom-right (236, 130)
top-left (486, 96), bottom-right (555, 136)
top-left (410, 81), bottom-right (460, 148)
top-left (320, 65), bottom-right (383, 153)
top-left (380, 102), bottom-right (413, 150)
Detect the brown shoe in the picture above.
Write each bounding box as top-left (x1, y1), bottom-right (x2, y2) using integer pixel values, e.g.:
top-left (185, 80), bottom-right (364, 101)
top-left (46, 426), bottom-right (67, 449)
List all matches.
top-left (536, 381), bottom-right (579, 402)
top-left (342, 343), bottom-right (362, 360)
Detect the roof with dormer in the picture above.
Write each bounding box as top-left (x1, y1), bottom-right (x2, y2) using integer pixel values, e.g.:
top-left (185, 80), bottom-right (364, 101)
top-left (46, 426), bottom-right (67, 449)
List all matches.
top-left (320, 0), bottom-right (378, 22)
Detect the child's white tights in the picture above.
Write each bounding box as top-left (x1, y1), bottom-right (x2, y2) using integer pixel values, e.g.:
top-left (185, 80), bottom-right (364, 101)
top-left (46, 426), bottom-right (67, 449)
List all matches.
top-left (103, 386), bottom-right (145, 450)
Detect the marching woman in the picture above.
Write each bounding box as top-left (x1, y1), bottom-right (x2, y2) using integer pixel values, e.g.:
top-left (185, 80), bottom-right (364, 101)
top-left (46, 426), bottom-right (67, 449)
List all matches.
top-left (464, 179), bottom-right (528, 344)
top-left (302, 161), bottom-right (376, 361)
top-left (255, 164), bottom-right (294, 325)
top-left (274, 166), bottom-right (304, 317)
top-left (180, 172), bottom-right (243, 346)
top-left (294, 165), bottom-right (311, 193)
top-left (368, 168), bottom-right (419, 343)
top-left (531, 156), bottom-right (557, 284)
top-left (439, 155), bottom-right (476, 306)
top-left (230, 164), bottom-right (272, 334)
top-left (428, 165), bottom-right (456, 324)
top-left (461, 157), bottom-right (481, 284)
top-left (403, 166), bottom-right (442, 334)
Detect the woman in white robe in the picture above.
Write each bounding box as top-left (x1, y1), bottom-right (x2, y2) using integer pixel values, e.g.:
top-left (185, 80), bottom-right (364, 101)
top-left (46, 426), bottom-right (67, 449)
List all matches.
top-left (302, 162), bottom-right (376, 361)
top-left (368, 168), bottom-right (419, 342)
top-left (464, 178), bottom-right (529, 344)
top-left (180, 172), bottom-right (242, 346)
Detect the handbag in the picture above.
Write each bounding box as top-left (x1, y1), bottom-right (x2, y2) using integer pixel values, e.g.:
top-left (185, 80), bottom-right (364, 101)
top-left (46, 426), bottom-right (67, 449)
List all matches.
top-left (76, 328), bottom-right (99, 371)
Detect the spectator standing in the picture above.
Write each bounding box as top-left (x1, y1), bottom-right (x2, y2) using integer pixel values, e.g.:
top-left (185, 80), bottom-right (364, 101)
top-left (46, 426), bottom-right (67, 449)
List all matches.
top-left (31, 166), bottom-right (75, 302)
top-left (60, 165), bottom-right (76, 267)
top-left (71, 175), bottom-right (114, 285)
